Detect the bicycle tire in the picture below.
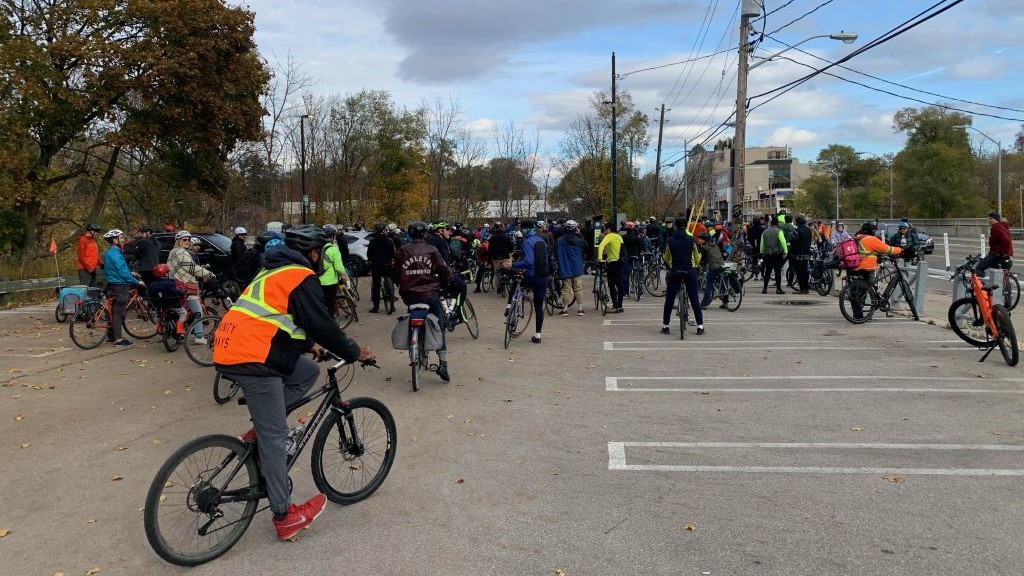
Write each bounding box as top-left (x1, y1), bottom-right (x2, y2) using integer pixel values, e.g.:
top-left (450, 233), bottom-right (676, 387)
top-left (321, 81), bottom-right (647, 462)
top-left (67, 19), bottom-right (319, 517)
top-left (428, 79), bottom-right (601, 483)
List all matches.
top-left (55, 304), bottom-right (68, 323)
top-left (184, 316), bottom-right (219, 367)
top-left (163, 330), bottom-right (181, 352)
top-left (677, 284), bottom-right (688, 340)
top-left (839, 280), bottom-right (875, 324)
top-left (410, 338), bottom-right (421, 392)
top-left (311, 397), bottom-right (397, 504)
top-left (948, 297), bottom-right (987, 347)
top-left (212, 373), bottom-right (240, 405)
top-left (544, 291), bottom-right (555, 316)
top-left (144, 434), bottom-right (259, 567)
top-left (462, 298), bottom-right (480, 339)
top-left (724, 277), bottom-right (742, 312)
top-left (69, 302), bottom-right (109, 350)
top-left (741, 256), bottom-right (755, 283)
top-left (644, 267), bottom-right (666, 297)
top-left (481, 269), bottom-right (492, 293)
top-left (816, 269), bottom-right (833, 296)
top-left (516, 298), bottom-right (533, 336)
top-left (992, 304), bottom-right (1019, 366)
top-left (383, 279), bottom-right (396, 315)
top-left (1003, 274), bottom-right (1020, 311)
top-left (123, 298), bottom-right (158, 340)
top-left (503, 310), bottom-right (513, 349)
top-left (336, 295), bottom-right (357, 330)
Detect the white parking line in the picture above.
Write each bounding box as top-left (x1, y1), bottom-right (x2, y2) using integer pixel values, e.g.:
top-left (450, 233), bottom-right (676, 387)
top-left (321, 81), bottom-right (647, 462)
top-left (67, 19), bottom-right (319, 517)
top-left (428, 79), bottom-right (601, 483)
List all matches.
top-left (0, 347), bottom-right (70, 358)
top-left (601, 320), bottom-right (917, 326)
top-left (603, 340), bottom-right (967, 351)
top-left (605, 375), bottom-right (1024, 392)
top-left (607, 442), bottom-right (1024, 476)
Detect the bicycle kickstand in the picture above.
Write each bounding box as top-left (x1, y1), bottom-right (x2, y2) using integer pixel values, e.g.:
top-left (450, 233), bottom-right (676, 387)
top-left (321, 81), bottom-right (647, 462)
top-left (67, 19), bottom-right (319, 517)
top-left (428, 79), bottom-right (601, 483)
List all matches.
top-left (978, 343), bottom-right (997, 363)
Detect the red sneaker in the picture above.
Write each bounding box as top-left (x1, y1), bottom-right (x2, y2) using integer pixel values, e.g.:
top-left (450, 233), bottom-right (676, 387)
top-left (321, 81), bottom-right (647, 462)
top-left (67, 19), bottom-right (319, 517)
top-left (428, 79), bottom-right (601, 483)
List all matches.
top-left (239, 428), bottom-right (256, 443)
top-left (274, 493), bottom-right (327, 540)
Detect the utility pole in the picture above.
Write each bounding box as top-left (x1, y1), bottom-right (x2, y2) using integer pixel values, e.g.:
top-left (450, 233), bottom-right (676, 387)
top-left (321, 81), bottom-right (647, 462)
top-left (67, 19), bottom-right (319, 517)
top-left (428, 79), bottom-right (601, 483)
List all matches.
top-left (653, 104), bottom-right (666, 217)
top-left (733, 0), bottom-right (759, 225)
top-left (300, 114), bottom-right (309, 225)
top-left (610, 52), bottom-right (618, 227)
top-left (683, 139), bottom-right (689, 215)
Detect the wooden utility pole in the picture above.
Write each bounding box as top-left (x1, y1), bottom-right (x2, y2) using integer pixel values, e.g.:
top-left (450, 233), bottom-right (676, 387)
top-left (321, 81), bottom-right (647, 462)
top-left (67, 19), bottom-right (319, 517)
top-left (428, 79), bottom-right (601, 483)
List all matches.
top-left (653, 103), bottom-right (666, 217)
top-left (733, 0), bottom-right (760, 225)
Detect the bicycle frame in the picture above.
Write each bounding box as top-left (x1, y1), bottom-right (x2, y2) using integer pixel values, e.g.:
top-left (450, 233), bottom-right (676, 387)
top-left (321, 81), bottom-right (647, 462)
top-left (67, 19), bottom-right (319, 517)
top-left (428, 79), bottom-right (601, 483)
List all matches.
top-left (970, 272), bottom-right (999, 338)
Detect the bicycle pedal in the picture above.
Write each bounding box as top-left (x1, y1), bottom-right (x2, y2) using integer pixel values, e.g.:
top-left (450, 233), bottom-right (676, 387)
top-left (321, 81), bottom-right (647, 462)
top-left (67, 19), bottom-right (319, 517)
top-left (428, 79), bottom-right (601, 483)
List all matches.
top-left (428, 363), bottom-right (439, 371)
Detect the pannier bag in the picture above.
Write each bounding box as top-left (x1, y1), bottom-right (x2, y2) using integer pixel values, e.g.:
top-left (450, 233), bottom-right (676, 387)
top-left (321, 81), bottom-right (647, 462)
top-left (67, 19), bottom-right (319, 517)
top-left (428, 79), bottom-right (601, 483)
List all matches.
top-left (833, 237), bottom-right (861, 269)
top-left (391, 313), bottom-right (443, 351)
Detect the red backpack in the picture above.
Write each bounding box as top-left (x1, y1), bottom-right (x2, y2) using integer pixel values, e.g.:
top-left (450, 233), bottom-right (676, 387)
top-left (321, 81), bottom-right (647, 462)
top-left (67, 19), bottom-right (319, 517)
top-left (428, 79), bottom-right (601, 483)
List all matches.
top-left (833, 237), bottom-right (861, 269)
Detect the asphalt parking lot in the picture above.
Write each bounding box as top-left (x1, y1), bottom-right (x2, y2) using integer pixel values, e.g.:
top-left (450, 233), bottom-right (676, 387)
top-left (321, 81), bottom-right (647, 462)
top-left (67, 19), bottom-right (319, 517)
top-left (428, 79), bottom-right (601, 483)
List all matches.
top-left (1, 267), bottom-right (1022, 576)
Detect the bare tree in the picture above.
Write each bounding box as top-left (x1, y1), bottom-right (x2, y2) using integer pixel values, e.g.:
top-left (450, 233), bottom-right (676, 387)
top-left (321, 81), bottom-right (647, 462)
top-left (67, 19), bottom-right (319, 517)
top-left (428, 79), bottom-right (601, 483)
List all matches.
top-left (423, 96), bottom-right (462, 220)
top-left (261, 53), bottom-right (315, 219)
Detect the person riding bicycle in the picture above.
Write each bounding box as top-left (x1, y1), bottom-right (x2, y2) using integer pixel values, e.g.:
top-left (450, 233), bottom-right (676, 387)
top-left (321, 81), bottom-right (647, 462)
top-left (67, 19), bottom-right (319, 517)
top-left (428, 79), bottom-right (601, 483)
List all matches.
top-left (367, 222), bottom-right (398, 312)
top-left (168, 231), bottom-right (215, 336)
top-left (849, 221), bottom-right (903, 319)
top-left (213, 225), bottom-right (375, 541)
top-left (102, 228), bottom-right (145, 346)
top-left (503, 219), bottom-right (550, 343)
top-left (393, 221), bottom-right (458, 381)
top-left (124, 224), bottom-right (161, 285)
top-left (976, 211), bottom-right (1014, 279)
top-left (319, 225), bottom-right (348, 317)
top-left (661, 218), bottom-right (704, 336)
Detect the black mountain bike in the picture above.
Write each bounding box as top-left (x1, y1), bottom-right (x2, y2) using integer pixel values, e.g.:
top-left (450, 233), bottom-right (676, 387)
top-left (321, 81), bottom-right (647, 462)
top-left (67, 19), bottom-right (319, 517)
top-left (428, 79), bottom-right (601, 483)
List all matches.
top-left (838, 257), bottom-right (920, 324)
top-left (144, 354), bottom-right (395, 566)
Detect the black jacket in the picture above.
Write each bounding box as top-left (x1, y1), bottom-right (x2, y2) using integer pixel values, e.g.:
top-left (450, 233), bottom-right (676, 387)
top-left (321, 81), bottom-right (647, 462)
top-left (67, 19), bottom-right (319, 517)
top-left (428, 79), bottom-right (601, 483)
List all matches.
top-left (791, 225), bottom-right (813, 256)
top-left (125, 236), bottom-right (160, 273)
top-left (366, 232), bottom-right (397, 271)
top-left (425, 233), bottom-right (453, 264)
top-left (623, 230), bottom-right (643, 261)
top-left (488, 230), bottom-right (514, 259)
top-left (747, 223), bottom-right (765, 252)
top-left (217, 247), bottom-right (361, 378)
top-left (230, 236), bottom-right (247, 264)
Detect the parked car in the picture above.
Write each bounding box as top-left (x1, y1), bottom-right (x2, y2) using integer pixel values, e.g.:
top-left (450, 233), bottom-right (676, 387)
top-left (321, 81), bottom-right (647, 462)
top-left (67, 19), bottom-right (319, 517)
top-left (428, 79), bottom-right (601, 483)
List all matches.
top-left (150, 232), bottom-right (235, 277)
top-left (915, 229), bottom-right (935, 254)
top-left (340, 231), bottom-right (370, 276)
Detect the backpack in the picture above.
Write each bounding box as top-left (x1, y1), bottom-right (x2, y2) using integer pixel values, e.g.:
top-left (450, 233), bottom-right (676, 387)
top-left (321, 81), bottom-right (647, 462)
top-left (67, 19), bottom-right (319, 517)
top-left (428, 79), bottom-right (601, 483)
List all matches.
top-left (448, 237), bottom-right (464, 260)
top-left (833, 237), bottom-right (861, 269)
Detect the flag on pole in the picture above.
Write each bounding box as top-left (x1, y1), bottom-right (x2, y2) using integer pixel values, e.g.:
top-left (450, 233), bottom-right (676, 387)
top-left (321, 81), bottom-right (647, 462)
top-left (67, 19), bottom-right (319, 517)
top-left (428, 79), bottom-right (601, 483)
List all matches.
top-left (49, 238), bottom-right (57, 254)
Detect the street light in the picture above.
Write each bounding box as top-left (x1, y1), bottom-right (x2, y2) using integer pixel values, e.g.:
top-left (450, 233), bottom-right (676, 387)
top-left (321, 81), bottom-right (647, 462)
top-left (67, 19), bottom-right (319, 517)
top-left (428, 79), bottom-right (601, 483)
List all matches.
top-left (734, 25), bottom-right (857, 226)
top-left (300, 114), bottom-right (310, 225)
top-left (954, 125), bottom-right (1002, 217)
top-left (856, 151), bottom-right (894, 219)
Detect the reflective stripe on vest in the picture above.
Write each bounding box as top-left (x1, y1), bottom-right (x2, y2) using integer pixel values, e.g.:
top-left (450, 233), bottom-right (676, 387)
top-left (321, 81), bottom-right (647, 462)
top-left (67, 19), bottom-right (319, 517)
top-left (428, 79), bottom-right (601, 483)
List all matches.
top-left (235, 265), bottom-right (309, 340)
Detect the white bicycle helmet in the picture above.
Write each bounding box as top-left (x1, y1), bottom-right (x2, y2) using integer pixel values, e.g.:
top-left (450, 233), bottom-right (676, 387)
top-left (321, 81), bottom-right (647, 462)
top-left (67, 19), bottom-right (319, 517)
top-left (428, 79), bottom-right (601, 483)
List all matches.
top-left (190, 237), bottom-right (202, 245)
top-left (234, 226), bottom-right (247, 235)
top-left (175, 230), bottom-right (191, 240)
top-left (565, 219), bottom-right (578, 230)
top-left (103, 229), bottom-right (124, 240)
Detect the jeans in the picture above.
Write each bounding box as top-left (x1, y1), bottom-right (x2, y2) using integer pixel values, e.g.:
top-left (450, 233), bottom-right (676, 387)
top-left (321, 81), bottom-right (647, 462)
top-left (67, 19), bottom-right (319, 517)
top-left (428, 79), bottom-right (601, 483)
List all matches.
top-left (701, 267), bottom-right (721, 306)
top-left (224, 357), bottom-right (320, 515)
top-left (663, 269), bottom-right (703, 326)
top-left (185, 295), bottom-right (204, 336)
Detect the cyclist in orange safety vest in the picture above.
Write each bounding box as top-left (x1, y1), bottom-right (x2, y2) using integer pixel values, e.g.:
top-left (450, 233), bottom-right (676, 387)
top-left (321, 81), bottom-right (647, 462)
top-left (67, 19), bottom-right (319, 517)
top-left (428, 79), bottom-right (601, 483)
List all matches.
top-left (213, 225), bottom-right (375, 541)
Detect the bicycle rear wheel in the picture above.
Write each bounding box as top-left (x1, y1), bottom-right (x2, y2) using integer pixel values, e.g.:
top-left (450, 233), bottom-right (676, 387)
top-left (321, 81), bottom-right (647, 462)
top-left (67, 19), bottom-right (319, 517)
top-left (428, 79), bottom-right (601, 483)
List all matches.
top-left (815, 269), bottom-right (834, 296)
top-left (461, 299), bottom-right (480, 339)
top-left (144, 434), bottom-right (259, 566)
top-left (1003, 274), bottom-right (1020, 311)
top-left (839, 280), bottom-right (875, 324)
top-left (677, 285), bottom-right (688, 340)
top-left (516, 298), bottom-right (533, 336)
top-left (336, 295), bottom-right (357, 330)
top-left (123, 298), bottom-right (158, 339)
top-left (311, 397), bottom-right (397, 504)
top-left (410, 338), bottom-right (421, 392)
top-left (212, 373), bottom-right (240, 405)
top-left (185, 316), bottom-right (220, 367)
top-left (69, 302), bottom-right (109, 350)
top-left (382, 278), bottom-right (396, 315)
top-left (481, 269), bottom-right (493, 293)
top-left (992, 304), bottom-right (1019, 366)
top-left (723, 276), bottom-right (742, 312)
top-left (503, 307), bottom-right (514, 349)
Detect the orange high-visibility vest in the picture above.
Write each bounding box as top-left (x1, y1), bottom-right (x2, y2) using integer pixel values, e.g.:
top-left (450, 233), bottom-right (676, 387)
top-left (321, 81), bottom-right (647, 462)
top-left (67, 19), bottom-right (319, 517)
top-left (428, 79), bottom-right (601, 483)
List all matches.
top-left (213, 265), bottom-right (314, 365)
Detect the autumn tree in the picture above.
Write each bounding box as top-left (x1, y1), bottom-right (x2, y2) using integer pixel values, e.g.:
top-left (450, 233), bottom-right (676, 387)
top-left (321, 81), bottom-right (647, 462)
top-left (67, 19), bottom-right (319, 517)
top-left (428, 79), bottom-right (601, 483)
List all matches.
top-left (0, 0), bottom-right (269, 256)
top-left (892, 106), bottom-right (978, 218)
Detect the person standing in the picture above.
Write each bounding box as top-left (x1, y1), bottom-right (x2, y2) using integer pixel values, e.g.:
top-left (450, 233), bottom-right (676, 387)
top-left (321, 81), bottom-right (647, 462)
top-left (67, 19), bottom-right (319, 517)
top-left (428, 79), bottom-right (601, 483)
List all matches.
top-left (661, 218), bottom-right (704, 336)
top-left (319, 225), bottom-right (347, 317)
top-left (77, 223), bottom-right (102, 287)
top-left (746, 217), bottom-right (765, 279)
top-left (976, 211), bottom-right (1014, 277)
top-left (555, 220), bottom-right (587, 316)
top-left (505, 219), bottom-right (550, 343)
top-left (621, 222), bottom-right (642, 299)
top-left (790, 216), bottom-right (813, 294)
top-left (696, 231), bottom-right (725, 309)
top-left (760, 218), bottom-right (788, 294)
top-left (101, 229), bottom-right (145, 346)
top-left (230, 227), bottom-right (248, 265)
top-left (597, 221), bottom-right (626, 312)
top-left (366, 223), bottom-right (397, 312)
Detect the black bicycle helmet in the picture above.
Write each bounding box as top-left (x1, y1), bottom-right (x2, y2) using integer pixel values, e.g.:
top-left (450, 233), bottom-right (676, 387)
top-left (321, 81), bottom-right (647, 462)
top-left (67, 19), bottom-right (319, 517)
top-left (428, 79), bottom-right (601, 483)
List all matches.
top-left (322, 224), bottom-right (338, 236)
top-left (408, 221), bottom-right (429, 238)
top-left (284, 225), bottom-right (328, 252)
top-left (373, 222), bottom-right (385, 233)
top-left (256, 230), bottom-right (282, 247)
top-left (86, 222), bottom-right (101, 232)
top-left (139, 224), bottom-right (154, 233)
top-left (859, 220), bottom-right (877, 233)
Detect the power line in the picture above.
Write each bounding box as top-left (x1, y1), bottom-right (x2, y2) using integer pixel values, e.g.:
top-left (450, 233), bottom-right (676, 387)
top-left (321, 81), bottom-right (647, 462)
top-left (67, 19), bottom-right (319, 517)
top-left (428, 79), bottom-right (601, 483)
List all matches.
top-left (665, 0), bottom-right (724, 110)
top-left (766, 0), bottom-right (838, 36)
top-left (617, 47), bottom-right (735, 78)
top-left (752, 0), bottom-right (799, 22)
top-left (761, 34), bottom-right (1024, 114)
top-left (661, 0), bottom-right (720, 107)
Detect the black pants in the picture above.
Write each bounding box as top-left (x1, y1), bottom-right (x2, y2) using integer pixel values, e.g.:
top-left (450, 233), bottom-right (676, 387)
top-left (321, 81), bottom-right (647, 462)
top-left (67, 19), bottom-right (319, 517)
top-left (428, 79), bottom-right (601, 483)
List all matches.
top-left (606, 260), bottom-right (624, 308)
top-left (762, 254), bottom-right (784, 290)
top-left (509, 275), bottom-right (546, 334)
top-left (370, 267), bottom-right (389, 308)
top-left (322, 284), bottom-right (338, 317)
top-left (793, 256), bottom-right (810, 292)
top-left (976, 253), bottom-right (1011, 279)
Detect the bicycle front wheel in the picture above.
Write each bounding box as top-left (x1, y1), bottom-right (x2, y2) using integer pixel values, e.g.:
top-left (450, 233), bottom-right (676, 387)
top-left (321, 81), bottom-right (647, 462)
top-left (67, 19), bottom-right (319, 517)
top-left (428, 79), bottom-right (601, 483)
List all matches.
top-left (212, 373), bottom-right (240, 405)
top-left (144, 434), bottom-right (259, 567)
top-left (992, 304), bottom-right (1019, 366)
top-left (645, 268), bottom-right (666, 297)
top-left (69, 302), bottom-right (109, 350)
top-left (184, 316), bottom-right (220, 367)
top-left (1003, 274), bottom-right (1020, 311)
top-left (724, 277), bottom-right (742, 312)
top-left (382, 279), bottom-right (396, 315)
top-left (947, 297), bottom-right (987, 347)
top-left (839, 280), bottom-right (875, 324)
top-left (816, 270), bottom-right (834, 296)
top-left (123, 299), bottom-right (158, 339)
top-left (311, 397), bottom-right (396, 504)
top-left (336, 295), bottom-right (357, 330)
top-left (462, 299), bottom-right (480, 339)
top-left (481, 269), bottom-right (493, 293)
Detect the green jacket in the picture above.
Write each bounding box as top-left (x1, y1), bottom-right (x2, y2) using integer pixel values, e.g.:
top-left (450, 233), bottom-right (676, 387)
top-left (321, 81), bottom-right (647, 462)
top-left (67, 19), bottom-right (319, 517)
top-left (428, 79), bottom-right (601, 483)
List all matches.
top-left (887, 230), bottom-right (919, 254)
top-left (319, 243), bottom-right (347, 285)
top-left (760, 226), bottom-right (788, 256)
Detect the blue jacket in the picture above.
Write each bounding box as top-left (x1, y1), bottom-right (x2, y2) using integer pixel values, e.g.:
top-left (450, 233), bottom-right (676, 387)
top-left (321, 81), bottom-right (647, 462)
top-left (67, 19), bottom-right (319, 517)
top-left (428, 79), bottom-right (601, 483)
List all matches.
top-left (103, 246), bottom-right (137, 285)
top-left (513, 232), bottom-right (547, 277)
top-left (556, 232), bottom-right (587, 279)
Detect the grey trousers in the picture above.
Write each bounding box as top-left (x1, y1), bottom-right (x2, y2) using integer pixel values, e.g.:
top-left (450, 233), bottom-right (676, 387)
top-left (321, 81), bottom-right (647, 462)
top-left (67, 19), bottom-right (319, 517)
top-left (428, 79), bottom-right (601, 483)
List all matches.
top-left (231, 357), bottom-right (320, 515)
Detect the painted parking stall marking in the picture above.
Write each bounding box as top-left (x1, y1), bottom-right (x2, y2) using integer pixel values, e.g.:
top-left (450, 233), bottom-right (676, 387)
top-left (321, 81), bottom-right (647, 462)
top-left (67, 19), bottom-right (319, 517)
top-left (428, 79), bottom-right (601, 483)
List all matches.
top-left (605, 375), bottom-right (1024, 393)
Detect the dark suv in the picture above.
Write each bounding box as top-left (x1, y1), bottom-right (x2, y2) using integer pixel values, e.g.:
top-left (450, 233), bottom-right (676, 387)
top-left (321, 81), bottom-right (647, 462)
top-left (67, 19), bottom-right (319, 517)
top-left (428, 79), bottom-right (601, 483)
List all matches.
top-left (149, 232), bottom-right (235, 277)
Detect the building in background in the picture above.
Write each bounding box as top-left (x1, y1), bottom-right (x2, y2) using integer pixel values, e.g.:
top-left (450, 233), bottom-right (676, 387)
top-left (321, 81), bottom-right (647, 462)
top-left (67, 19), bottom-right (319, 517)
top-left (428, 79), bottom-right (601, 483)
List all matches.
top-left (699, 145), bottom-right (811, 220)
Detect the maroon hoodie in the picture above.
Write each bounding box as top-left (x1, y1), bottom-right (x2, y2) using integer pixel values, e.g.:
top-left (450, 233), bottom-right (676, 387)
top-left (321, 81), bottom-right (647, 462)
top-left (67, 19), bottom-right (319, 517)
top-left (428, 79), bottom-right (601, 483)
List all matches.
top-left (990, 220), bottom-right (1013, 256)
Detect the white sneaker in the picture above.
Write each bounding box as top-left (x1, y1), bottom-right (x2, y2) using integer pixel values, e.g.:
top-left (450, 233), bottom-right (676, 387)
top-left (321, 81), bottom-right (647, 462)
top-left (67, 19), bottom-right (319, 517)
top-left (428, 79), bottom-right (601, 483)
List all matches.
top-left (193, 337), bottom-right (208, 345)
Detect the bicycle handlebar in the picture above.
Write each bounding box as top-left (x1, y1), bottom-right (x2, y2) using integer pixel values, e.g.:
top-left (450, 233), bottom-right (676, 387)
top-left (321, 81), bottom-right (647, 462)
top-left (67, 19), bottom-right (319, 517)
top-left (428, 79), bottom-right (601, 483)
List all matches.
top-left (321, 350), bottom-right (378, 370)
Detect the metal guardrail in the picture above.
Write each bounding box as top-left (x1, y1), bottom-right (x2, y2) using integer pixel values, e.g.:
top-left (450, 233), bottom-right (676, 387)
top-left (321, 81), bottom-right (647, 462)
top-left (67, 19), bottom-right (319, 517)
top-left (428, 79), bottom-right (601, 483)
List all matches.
top-left (0, 275), bottom-right (78, 304)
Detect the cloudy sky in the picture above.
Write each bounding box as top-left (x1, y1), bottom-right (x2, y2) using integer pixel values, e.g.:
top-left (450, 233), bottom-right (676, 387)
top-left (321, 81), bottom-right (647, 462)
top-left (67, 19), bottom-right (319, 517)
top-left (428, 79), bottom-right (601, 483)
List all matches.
top-left (246, 0), bottom-right (1023, 172)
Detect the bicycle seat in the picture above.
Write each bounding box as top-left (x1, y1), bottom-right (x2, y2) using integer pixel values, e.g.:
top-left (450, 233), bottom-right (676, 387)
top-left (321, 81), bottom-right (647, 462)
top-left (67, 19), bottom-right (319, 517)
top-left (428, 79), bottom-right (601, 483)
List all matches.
top-left (408, 303), bottom-right (431, 311)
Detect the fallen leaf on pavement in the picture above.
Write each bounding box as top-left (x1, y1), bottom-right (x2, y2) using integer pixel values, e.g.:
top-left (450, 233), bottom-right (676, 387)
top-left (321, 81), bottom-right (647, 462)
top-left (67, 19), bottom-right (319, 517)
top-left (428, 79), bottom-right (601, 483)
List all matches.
top-left (15, 414), bottom-right (24, 421)
top-left (0, 529), bottom-right (9, 537)
top-left (350, 464), bottom-right (362, 470)
top-left (851, 427), bottom-right (864, 432)
top-left (19, 443), bottom-right (30, 449)
top-left (116, 446), bottom-right (127, 451)
top-left (111, 475), bottom-right (123, 481)
top-left (86, 568), bottom-right (100, 575)
top-left (446, 415), bottom-right (454, 420)
top-left (152, 439), bottom-right (161, 445)
top-left (883, 475), bottom-right (905, 484)
top-left (682, 524), bottom-right (696, 531)
top-left (555, 569), bottom-right (567, 576)
top-left (456, 478), bottom-right (465, 484)
top-left (86, 519), bottom-right (96, 524)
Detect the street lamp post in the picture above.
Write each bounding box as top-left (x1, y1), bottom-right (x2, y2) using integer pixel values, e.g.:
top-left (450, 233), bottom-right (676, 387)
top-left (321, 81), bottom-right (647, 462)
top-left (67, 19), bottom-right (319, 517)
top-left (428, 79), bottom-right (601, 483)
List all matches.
top-left (856, 151), bottom-right (894, 219)
top-left (733, 13), bottom-right (857, 226)
top-left (833, 169), bottom-right (840, 221)
top-left (954, 125), bottom-right (1002, 217)
top-left (300, 114), bottom-right (310, 225)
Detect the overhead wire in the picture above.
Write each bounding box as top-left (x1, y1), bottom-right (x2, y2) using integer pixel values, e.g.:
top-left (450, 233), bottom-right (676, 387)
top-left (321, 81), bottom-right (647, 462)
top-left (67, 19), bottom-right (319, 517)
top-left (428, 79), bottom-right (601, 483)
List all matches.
top-left (765, 0), bottom-right (838, 36)
top-left (662, 0), bottom-right (721, 110)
